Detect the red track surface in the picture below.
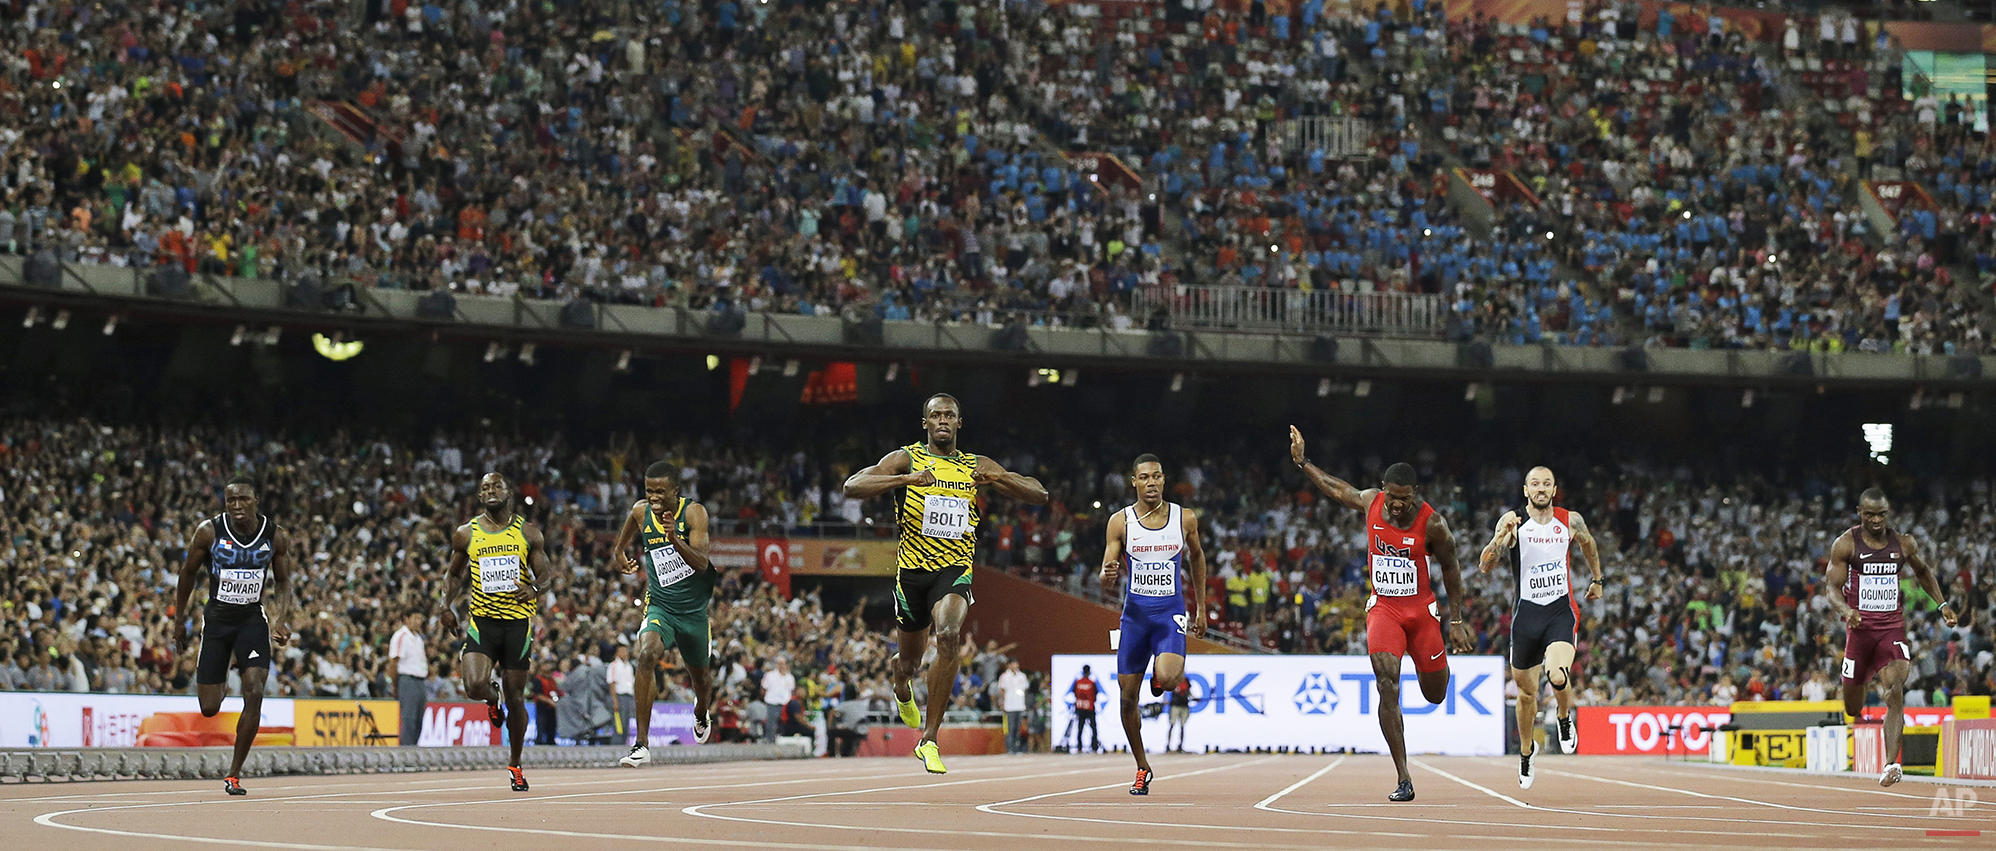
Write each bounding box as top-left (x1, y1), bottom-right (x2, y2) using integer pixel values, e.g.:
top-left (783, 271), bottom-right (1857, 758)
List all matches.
top-left (4, 754), bottom-right (1990, 850)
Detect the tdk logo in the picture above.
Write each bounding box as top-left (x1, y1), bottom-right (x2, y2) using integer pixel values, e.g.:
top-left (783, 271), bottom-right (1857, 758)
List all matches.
top-left (1293, 673), bottom-right (1339, 715)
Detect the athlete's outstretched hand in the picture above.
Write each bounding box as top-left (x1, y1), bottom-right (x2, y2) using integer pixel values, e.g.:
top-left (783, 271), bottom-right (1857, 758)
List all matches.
top-left (271, 622), bottom-right (292, 647)
top-left (1584, 579), bottom-right (1603, 601)
top-left (1447, 620), bottom-right (1475, 655)
top-left (1188, 609), bottom-right (1208, 639)
top-left (1288, 426), bottom-right (1308, 466)
top-left (1840, 607), bottom-right (1863, 630)
top-left (1940, 604), bottom-right (1960, 628)
top-left (174, 618), bottom-right (194, 653)
top-left (620, 553), bottom-right (642, 575)
top-left (903, 468), bottom-right (937, 488)
top-left (437, 607), bottom-right (459, 636)
top-left (1099, 558), bottom-right (1122, 587)
top-left (1495, 511), bottom-right (1521, 545)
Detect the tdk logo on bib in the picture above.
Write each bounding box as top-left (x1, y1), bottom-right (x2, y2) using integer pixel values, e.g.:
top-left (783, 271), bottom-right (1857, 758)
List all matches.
top-left (1293, 673), bottom-right (1340, 714)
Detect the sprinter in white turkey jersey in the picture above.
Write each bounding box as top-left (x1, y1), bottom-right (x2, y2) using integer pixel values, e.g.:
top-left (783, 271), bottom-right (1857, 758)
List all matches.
top-left (1479, 466), bottom-right (1602, 790)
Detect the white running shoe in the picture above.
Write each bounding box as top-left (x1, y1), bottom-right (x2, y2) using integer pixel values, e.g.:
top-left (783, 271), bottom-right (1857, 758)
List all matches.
top-left (620, 744), bottom-right (651, 768)
top-left (1880, 763), bottom-right (1902, 787)
top-left (1519, 749), bottom-right (1536, 790)
top-left (694, 710), bottom-right (714, 744)
top-left (1557, 711), bottom-right (1578, 754)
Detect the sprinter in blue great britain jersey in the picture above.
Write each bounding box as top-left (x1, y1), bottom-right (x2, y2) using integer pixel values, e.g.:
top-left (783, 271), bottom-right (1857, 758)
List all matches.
top-left (1098, 453), bottom-right (1207, 796)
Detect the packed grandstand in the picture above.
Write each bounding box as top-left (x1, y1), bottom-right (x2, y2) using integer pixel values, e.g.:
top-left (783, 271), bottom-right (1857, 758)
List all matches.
top-left (0, 0), bottom-right (1991, 766)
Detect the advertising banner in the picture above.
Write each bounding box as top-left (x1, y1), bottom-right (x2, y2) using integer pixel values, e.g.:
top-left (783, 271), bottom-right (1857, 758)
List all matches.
top-left (294, 699), bottom-right (402, 746)
top-left (1942, 717), bottom-right (1996, 780)
top-left (1050, 654), bottom-right (1505, 755)
top-left (626, 702), bottom-right (701, 747)
top-left (417, 702), bottom-right (503, 746)
top-left (1575, 706), bottom-right (1731, 755)
top-left (0, 693), bottom-right (294, 748)
top-left (788, 538), bottom-right (898, 577)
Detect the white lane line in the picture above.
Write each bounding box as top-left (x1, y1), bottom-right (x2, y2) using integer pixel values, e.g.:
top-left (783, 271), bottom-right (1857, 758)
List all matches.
top-left (1644, 766), bottom-right (1996, 808)
top-left (1537, 767), bottom-right (1986, 828)
top-left (30, 768), bottom-right (912, 851)
top-left (1252, 756), bottom-right (1345, 810)
top-left (1411, 758), bottom-right (1537, 810)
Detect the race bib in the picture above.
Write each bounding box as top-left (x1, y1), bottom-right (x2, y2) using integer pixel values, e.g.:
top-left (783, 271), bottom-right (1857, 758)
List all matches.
top-left (478, 555), bottom-right (522, 594)
top-left (1857, 571), bottom-right (1899, 612)
top-left (920, 494), bottom-right (972, 539)
top-left (1523, 560), bottom-right (1570, 605)
top-left (216, 568), bottom-right (264, 605)
top-left (1370, 555), bottom-right (1419, 597)
top-left (1128, 559), bottom-right (1177, 597)
top-left (649, 544), bottom-right (695, 588)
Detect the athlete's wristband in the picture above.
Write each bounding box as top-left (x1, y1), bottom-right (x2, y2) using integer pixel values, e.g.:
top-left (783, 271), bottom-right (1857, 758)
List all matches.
top-left (1589, 579), bottom-right (1603, 586)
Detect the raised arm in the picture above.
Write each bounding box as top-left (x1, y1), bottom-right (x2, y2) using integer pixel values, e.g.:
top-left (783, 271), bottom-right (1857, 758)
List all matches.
top-left (435, 525), bottom-right (472, 634)
top-left (974, 455), bottom-right (1050, 505)
top-left (1568, 511), bottom-right (1605, 600)
top-left (1098, 508), bottom-right (1128, 588)
top-left (1428, 513), bottom-right (1474, 654)
top-left (266, 525), bottom-right (296, 646)
top-left (842, 449), bottom-right (920, 500)
top-left (613, 500), bottom-right (647, 575)
top-left (1289, 425), bottom-right (1374, 512)
top-left (674, 501), bottom-right (713, 572)
top-left (173, 520), bottom-right (216, 651)
top-left (1479, 511), bottom-right (1520, 574)
top-left (1823, 532), bottom-right (1858, 630)
top-left (1902, 537), bottom-right (1960, 627)
top-left (1183, 507), bottom-right (1209, 638)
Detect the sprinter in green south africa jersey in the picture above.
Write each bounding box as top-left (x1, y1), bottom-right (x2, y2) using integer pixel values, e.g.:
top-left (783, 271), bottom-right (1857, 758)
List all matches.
top-left (613, 461), bottom-right (716, 767)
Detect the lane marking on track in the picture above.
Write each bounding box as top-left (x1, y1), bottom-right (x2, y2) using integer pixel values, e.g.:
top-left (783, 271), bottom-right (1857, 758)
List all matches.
top-left (1537, 767), bottom-right (1987, 828)
top-left (30, 769), bottom-right (914, 851)
top-left (1410, 758), bottom-right (1535, 809)
top-left (1643, 767), bottom-right (1996, 808)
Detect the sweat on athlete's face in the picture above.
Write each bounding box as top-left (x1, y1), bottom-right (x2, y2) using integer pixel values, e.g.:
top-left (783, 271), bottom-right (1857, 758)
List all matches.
top-left (224, 484), bottom-right (257, 518)
top-left (644, 477), bottom-right (676, 504)
top-left (1381, 482), bottom-right (1419, 518)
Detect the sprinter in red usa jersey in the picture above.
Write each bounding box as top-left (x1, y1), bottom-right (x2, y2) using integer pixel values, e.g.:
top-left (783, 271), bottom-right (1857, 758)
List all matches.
top-left (1290, 427), bottom-right (1472, 803)
top-left (1479, 466), bottom-right (1603, 790)
top-left (1823, 487), bottom-right (1958, 787)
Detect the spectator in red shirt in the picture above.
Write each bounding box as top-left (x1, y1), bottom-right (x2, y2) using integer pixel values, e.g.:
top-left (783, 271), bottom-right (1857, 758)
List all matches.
top-left (1066, 665), bottom-right (1101, 753)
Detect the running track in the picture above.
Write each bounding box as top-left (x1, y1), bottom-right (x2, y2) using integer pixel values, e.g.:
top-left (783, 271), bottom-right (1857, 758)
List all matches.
top-left (6, 754), bottom-right (1990, 850)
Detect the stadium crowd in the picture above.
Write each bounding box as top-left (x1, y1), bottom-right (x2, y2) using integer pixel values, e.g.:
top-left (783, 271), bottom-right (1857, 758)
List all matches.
top-left (0, 414), bottom-right (1989, 729)
top-left (2, 0), bottom-right (1991, 350)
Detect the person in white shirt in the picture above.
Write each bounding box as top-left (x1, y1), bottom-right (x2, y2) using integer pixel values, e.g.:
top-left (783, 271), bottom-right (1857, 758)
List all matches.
top-left (608, 644), bottom-right (637, 739)
top-left (997, 661), bottom-right (1030, 753)
top-left (388, 610), bottom-right (429, 747)
top-left (761, 657), bottom-right (796, 742)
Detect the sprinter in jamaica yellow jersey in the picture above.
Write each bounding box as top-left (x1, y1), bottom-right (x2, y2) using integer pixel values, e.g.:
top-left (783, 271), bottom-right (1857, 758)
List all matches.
top-left (437, 472), bottom-right (554, 792)
top-left (843, 393), bottom-right (1048, 774)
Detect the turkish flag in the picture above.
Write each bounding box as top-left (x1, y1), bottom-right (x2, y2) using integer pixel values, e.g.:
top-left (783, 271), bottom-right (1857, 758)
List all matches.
top-left (757, 537), bottom-right (790, 598)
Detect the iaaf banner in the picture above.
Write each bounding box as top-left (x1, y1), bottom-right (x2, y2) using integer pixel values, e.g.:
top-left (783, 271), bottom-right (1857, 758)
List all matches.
top-left (1576, 706), bottom-right (1731, 755)
top-left (1050, 654), bottom-right (1505, 755)
top-left (418, 702), bottom-right (503, 746)
top-left (0, 693), bottom-right (294, 748)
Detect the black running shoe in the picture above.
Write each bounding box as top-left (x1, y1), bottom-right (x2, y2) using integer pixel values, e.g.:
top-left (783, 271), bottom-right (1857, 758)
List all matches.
top-left (487, 700), bottom-right (505, 726)
top-left (1150, 674), bottom-right (1165, 698)
top-left (1130, 767), bottom-right (1153, 796)
top-left (1388, 779), bottom-right (1415, 802)
top-left (223, 776), bottom-right (246, 796)
top-left (509, 766), bottom-right (529, 792)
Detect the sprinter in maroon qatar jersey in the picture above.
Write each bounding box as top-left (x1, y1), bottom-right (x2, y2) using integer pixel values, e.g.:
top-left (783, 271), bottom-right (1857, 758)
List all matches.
top-left (1823, 487), bottom-right (1958, 787)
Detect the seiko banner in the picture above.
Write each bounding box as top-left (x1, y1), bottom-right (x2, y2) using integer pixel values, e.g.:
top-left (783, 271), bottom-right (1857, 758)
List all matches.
top-left (1050, 654), bottom-right (1505, 755)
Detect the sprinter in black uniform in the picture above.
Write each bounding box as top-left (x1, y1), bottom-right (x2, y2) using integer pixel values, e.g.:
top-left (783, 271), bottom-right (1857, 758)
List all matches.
top-left (174, 476), bottom-right (295, 796)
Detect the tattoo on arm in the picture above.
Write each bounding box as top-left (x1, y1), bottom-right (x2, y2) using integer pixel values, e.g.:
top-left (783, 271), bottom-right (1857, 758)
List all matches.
top-left (1299, 462), bottom-right (1369, 511)
top-left (1570, 513), bottom-right (1603, 581)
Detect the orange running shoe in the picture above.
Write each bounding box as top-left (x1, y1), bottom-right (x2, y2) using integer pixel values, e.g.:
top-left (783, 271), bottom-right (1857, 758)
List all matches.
top-left (1129, 767), bottom-right (1153, 796)
top-left (223, 776), bottom-right (246, 796)
top-left (508, 766), bottom-right (529, 792)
